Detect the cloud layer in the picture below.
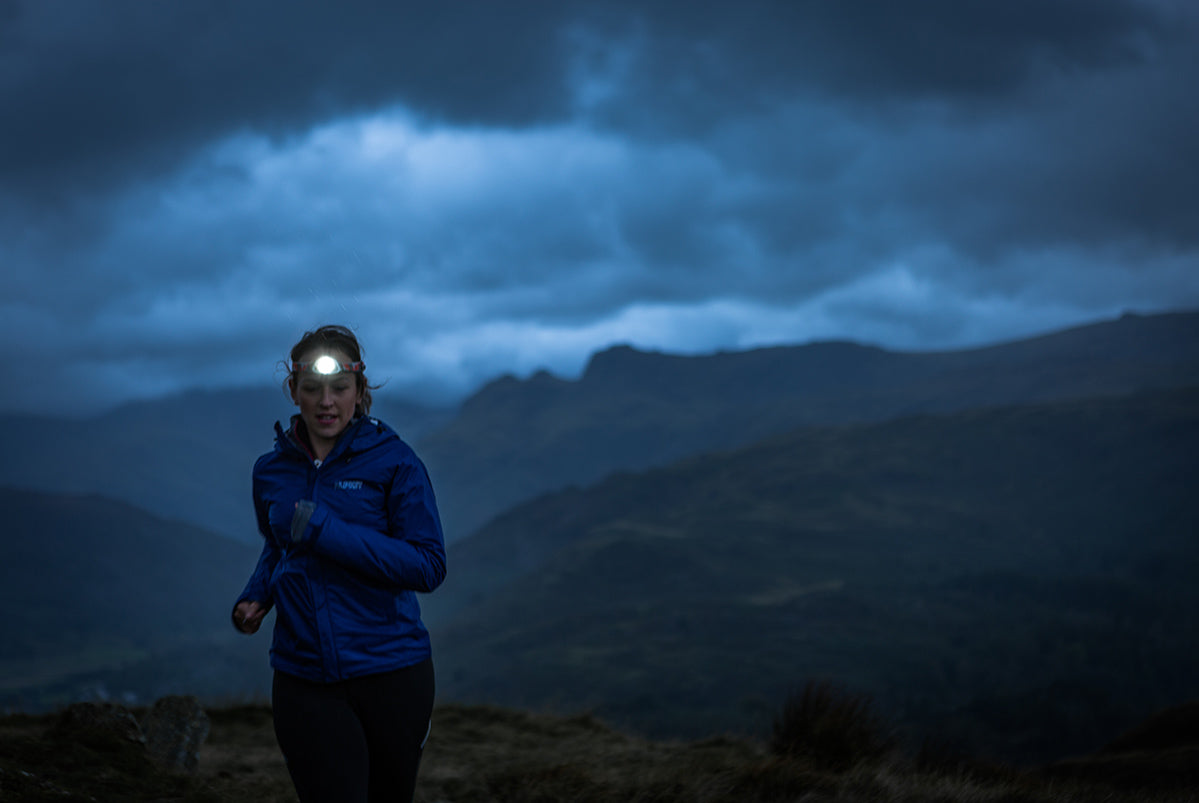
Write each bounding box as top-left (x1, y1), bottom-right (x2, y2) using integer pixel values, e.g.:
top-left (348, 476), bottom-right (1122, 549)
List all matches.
top-left (2, 0), bottom-right (1197, 415)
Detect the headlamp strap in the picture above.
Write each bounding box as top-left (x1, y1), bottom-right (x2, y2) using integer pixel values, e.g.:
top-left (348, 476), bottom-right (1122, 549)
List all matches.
top-left (294, 355), bottom-right (366, 375)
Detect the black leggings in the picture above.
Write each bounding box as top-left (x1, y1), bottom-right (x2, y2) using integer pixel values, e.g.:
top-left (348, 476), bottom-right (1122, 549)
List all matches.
top-left (272, 659), bottom-right (435, 803)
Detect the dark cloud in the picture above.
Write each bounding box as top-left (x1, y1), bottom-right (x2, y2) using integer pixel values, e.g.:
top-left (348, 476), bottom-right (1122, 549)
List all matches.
top-left (1, 0), bottom-right (1196, 416)
top-left (561, 0), bottom-right (1173, 131)
top-left (3, 0), bottom-right (1181, 197)
top-left (1, 1), bottom-right (570, 199)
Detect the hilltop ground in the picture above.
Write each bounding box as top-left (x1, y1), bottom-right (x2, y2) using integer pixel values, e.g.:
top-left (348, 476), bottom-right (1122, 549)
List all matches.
top-left (2, 695), bottom-right (1198, 802)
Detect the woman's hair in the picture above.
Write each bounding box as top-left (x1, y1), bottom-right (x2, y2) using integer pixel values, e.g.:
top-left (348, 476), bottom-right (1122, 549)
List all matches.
top-left (284, 324), bottom-right (376, 415)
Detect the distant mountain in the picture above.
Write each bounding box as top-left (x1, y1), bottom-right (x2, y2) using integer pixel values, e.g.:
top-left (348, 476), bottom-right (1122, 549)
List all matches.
top-left (0, 386), bottom-right (453, 544)
top-left (2, 311), bottom-right (1194, 546)
top-left (425, 384), bottom-right (1199, 764)
top-left (418, 309), bottom-right (1199, 539)
top-left (0, 487), bottom-right (269, 709)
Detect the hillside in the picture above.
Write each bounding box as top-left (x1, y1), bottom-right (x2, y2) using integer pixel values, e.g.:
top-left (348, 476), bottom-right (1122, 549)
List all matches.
top-left (418, 309), bottom-right (1199, 538)
top-left (0, 388), bottom-right (452, 544)
top-left (0, 488), bottom-right (268, 710)
top-left (425, 385), bottom-right (1199, 764)
top-left (3, 697), bottom-right (1198, 802)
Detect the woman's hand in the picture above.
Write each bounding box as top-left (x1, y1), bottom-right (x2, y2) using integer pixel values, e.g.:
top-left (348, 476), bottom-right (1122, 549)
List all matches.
top-left (234, 600), bottom-right (267, 634)
top-left (268, 499), bottom-right (325, 545)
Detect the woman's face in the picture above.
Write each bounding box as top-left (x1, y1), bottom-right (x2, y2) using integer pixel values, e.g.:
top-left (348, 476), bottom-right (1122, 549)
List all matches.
top-left (290, 349), bottom-right (364, 459)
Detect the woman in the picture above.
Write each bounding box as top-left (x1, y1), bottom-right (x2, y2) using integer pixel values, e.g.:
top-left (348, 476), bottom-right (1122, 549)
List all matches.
top-left (233, 324), bottom-right (446, 803)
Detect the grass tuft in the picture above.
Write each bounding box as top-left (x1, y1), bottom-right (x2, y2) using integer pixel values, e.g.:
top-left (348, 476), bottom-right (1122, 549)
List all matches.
top-left (769, 679), bottom-right (894, 770)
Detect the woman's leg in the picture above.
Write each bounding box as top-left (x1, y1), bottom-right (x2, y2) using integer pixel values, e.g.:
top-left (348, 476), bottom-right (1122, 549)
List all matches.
top-left (348, 658), bottom-right (436, 803)
top-left (272, 670), bottom-right (370, 803)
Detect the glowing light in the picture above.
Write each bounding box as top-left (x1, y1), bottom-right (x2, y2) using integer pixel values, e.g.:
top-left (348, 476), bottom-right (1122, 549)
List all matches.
top-left (313, 355), bottom-right (340, 374)
top-left (295, 356), bottom-right (365, 375)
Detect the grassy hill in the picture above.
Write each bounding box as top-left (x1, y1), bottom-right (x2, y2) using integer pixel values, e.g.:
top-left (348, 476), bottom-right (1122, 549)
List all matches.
top-left (0, 488), bottom-right (269, 710)
top-left (3, 695), bottom-right (1198, 802)
top-left (426, 385), bottom-right (1199, 764)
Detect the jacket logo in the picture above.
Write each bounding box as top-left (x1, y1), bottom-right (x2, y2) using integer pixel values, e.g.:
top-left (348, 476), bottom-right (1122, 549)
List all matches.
top-left (335, 480), bottom-right (364, 491)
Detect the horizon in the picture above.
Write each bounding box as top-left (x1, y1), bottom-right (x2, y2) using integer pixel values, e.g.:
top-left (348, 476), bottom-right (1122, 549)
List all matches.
top-left (15, 304), bottom-right (1189, 421)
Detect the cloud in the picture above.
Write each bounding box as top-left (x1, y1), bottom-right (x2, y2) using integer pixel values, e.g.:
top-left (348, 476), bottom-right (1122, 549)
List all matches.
top-left (0, 1), bottom-right (573, 199)
top-left (1, 0), bottom-right (1197, 416)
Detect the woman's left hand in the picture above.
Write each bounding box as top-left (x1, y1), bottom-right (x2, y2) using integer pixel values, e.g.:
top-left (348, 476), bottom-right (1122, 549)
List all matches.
top-left (234, 600), bottom-right (267, 634)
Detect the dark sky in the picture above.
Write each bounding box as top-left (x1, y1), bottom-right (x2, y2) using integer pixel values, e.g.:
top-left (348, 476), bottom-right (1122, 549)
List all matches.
top-left (3, 0), bottom-right (1197, 415)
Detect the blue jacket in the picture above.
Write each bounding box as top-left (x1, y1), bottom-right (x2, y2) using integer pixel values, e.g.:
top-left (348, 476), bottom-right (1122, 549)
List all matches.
top-left (235, 414), bottom-right (446, 682)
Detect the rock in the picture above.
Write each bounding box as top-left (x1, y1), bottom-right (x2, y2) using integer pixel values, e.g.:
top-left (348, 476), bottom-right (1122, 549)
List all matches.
top-left (49, 701), bottom-right (146, 751)
top-left (140, 695), bottom-right (211, 772)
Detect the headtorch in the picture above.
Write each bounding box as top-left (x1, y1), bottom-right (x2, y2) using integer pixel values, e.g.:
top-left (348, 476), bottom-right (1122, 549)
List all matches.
top-left (294, 355), bottom-right (366, 376)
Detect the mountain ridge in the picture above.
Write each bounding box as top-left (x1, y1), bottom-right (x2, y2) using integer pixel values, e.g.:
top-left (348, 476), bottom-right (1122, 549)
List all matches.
top-left (1, 310), bottom-right (1194, 544)
top-left (418, 308), bottom-right (1199, 539)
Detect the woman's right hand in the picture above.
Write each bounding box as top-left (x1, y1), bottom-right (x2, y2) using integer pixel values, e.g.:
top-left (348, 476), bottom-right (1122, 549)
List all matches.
top-left (234, 600), bottom-right (266, 634)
